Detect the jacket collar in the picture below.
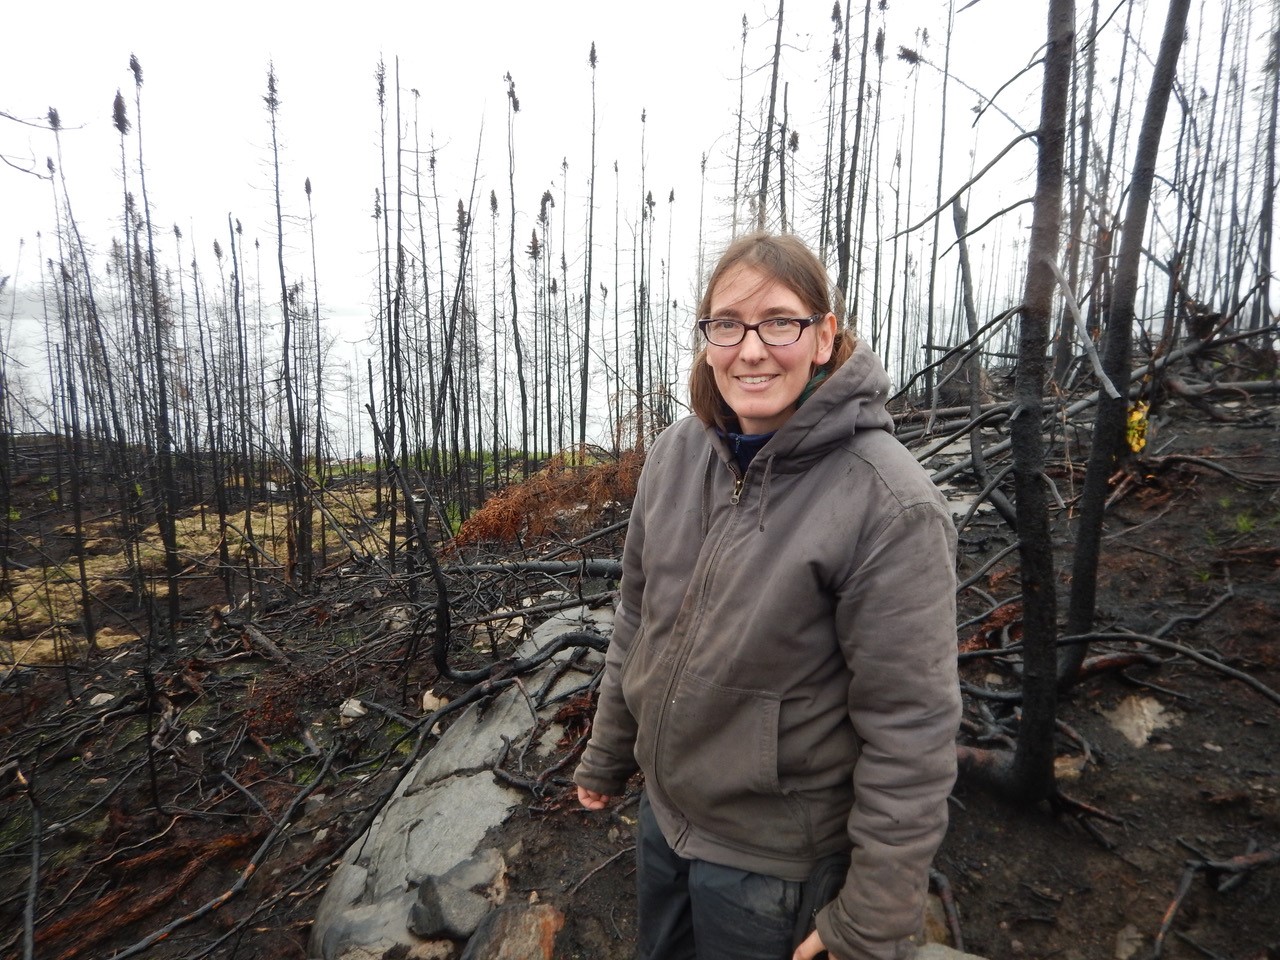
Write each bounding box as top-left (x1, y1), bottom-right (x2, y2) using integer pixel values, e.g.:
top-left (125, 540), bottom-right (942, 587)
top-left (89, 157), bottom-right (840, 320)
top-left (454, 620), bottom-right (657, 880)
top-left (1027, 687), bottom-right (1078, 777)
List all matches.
top-left (703, 342), bottom-right (895, 475)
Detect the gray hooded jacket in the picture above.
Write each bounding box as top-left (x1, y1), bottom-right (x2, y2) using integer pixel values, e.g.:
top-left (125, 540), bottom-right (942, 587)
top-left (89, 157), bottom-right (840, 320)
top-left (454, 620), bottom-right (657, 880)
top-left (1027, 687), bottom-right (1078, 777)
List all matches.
top-left (576, 345), bottom-right (962, 960)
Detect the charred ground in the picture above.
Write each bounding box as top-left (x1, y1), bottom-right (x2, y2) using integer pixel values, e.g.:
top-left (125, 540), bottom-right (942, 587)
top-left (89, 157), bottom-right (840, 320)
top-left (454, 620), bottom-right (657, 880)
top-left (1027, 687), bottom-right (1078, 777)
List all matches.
top-left (1, 396), bottom-right (1278, 960)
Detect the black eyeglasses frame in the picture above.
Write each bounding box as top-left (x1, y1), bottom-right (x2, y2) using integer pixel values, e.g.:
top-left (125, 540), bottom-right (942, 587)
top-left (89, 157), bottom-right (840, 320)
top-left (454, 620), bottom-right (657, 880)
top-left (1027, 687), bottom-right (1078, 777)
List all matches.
top-left (697, 313), bottom-right (824, 347)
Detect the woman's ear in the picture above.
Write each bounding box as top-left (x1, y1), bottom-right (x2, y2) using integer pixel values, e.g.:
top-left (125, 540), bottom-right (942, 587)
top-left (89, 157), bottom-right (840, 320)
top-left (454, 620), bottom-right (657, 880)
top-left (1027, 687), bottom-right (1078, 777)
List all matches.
top-left (814, 312), bottom-right (837, 364)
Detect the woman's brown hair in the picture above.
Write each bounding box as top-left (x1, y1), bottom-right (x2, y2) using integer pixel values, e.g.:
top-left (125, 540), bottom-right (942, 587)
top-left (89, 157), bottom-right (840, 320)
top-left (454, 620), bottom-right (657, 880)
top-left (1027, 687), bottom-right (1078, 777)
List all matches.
top-left (689, 232), bottom-right (855, 430)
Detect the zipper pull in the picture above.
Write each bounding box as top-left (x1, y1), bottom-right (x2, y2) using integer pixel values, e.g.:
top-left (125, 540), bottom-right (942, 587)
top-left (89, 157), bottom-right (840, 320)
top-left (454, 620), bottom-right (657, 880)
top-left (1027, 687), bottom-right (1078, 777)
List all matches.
top-left (731, 476), bottom-right (744, 505)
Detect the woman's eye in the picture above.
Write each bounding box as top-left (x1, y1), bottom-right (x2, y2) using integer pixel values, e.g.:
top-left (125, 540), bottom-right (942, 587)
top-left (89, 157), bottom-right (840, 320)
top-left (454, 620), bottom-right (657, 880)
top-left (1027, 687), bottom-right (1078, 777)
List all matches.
top-left (768, 318), bottom-right (797, 330)
top-left (711, 320), bottom-right (739, 332)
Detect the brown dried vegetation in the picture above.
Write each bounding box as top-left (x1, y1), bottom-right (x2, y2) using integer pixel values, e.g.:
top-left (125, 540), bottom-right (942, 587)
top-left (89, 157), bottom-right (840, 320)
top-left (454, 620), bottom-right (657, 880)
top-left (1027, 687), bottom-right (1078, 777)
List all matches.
top-left (453, 449), bottom-right (642, 549)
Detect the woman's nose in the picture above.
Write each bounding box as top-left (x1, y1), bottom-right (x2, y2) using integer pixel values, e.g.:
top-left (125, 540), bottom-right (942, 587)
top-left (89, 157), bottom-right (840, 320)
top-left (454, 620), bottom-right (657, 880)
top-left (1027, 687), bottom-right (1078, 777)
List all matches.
top-left (737, 327), bottom-right (771, 359)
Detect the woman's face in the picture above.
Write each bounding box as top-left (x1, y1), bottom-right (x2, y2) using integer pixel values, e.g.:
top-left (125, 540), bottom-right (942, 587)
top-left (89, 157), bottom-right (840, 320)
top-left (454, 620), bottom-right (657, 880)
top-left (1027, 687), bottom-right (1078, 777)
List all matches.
top-left (703, 263), bottom-right (836, 435)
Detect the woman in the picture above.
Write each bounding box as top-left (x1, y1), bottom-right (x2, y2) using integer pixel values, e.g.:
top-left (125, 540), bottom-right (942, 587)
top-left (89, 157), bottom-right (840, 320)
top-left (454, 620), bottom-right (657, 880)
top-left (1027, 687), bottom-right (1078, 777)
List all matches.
top-left (576, 232), bottom-right (961, 960)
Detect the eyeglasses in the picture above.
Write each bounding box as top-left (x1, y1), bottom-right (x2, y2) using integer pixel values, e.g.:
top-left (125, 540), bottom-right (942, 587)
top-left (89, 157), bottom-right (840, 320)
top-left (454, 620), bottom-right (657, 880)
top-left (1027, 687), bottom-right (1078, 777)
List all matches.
top-left (697, 314), bottom-right (823, 347)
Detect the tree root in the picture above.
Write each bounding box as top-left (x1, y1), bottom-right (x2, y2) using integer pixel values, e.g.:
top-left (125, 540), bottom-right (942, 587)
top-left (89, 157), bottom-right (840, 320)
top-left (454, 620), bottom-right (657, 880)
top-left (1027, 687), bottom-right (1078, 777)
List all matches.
top-left (1081, 630), bottom-right (1280, 707)
top-left (1153, 842), bottom-right (1280, 958)
top-left (929, 868), bottom-right (965, 953)
top-left (566, 844), bottom-right (635, 899)
top-left (101, 746), bottom-right (336, 960)
top-left (1074, 650), bottom-right (1163, 682)
top-left (1050, 791), bottom-right (1124, 851)
top-left (956, 745), bottom-right (1123, 847)
top-left (39, 833), bottom-right (260, 960)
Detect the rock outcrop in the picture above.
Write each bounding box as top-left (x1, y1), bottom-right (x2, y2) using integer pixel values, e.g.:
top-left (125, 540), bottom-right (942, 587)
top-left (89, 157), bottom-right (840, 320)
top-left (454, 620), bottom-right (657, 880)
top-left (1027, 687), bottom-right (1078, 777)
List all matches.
top-left (309, 606), bottom-right (610, 960)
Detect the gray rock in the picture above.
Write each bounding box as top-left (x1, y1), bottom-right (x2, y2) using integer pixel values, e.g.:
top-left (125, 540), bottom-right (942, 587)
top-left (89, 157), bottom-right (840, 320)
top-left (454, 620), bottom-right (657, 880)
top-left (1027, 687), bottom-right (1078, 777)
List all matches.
top-left (311, 770), bottom-right (519, 956)
top-left (407, 848), bottom-right (507, 939)
top-left (365, 773), bottom-right (519, 900)
top-left (310, 862), bottom-right (369, 952)
top-left (308, 618), bottom-right (615, 960)
top-left (441, 847), bottom-right (507, 896)
top-left (514, 607), bottom-right (612, 665)
top-left (408, 875), bottom-right (492, 940)
top-left (409, 683), bottom-right (540, 788)
top-left (311, 890), bottom-right (418, 960)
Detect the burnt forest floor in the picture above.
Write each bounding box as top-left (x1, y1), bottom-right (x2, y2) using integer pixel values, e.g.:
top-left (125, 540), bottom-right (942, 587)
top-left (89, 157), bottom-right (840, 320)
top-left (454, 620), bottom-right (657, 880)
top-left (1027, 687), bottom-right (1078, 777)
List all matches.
top-left (1, 397), bottom-right (1278, 960)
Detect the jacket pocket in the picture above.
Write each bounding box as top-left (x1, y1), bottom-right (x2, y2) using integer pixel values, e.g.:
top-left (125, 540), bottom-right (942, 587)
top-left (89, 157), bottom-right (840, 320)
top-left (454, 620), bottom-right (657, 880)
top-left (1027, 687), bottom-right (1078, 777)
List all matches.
top-left (618, 622), bottom-right (647, 678)
top-left (658, 672), bottom-right (811, 857)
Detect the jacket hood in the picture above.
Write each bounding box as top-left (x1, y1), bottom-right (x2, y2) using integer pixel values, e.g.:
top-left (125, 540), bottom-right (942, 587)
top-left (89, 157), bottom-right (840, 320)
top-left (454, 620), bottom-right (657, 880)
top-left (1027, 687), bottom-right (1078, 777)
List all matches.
top-left (706, 342), bottom-right (895, 475)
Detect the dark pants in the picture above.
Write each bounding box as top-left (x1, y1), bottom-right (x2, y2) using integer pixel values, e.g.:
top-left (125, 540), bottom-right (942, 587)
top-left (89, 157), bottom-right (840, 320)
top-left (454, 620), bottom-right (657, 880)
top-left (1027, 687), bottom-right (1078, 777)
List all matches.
top-left (636, 792), bottom-right (805, 960)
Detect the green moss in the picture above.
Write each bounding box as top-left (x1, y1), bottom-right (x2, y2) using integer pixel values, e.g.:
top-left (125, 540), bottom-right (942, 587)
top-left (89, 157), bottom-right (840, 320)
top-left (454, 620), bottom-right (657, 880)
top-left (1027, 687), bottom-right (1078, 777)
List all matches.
top-left (117, 717), bottom-right (150, 747)
top-left (335, 628), bottom-right (366, 647)
top-left (48, 832), bottom-right (100, 871)
top-left (0, 810), bottom-right (32, 849)
top-left (181, 703), bottom-right (211, 726)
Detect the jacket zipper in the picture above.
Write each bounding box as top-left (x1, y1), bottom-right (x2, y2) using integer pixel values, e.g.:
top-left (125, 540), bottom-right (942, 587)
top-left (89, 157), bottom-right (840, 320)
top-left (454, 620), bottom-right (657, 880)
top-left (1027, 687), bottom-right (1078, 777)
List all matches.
top-left (650, 456), bottom-right (746, 821)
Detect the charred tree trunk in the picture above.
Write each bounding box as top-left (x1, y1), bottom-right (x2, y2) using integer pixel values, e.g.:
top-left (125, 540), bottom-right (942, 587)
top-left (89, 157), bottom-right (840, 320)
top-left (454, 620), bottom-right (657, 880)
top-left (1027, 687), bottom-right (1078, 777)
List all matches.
top-left (304, 178), bottom-right (327, 571)
top-left (987, 0), bottom-right (1075, 804)
top-left (191, 259), bottom-right (234, 604)
top-left (758, 0), bottom-right (785, 230)
top-left (835, 0), bottom-right (872, 305)
top-left (1062, 0), bottom-right (1193, 680)
top-left (733, 15), bottom-right (748, 238)
top-left (131, 57), bottom-right (182, 644)
top-left (581, 42), bottom-right (599, 449)
top-left (54, 275), bottom-right (97, 653)
top-left (265, 66), bottom-right (311, 592)
top-left (923, 0), bottom-right (956, 407)
top-left (1252, 7), bottom-right (1279, 331)
top-left (505, 73), bottom-right (530, 476)
top-left (228, 218), bottom-right (256, 609)
top-left (1051, 0), bottom-right (1100, 384)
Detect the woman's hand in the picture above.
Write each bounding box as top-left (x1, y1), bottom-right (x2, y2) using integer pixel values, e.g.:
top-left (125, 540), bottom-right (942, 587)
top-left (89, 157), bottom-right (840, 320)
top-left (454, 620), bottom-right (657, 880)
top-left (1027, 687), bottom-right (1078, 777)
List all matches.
top-left (792, 929), bottom-right (842, 960)
top-left (576, 785), bottom-right (612, 810)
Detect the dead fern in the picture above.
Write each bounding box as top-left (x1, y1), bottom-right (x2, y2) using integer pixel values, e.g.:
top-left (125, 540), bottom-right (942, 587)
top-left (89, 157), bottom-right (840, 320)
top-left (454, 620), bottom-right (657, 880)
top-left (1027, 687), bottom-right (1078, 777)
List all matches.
top-left (454, 448), bottom-right (643, 549)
